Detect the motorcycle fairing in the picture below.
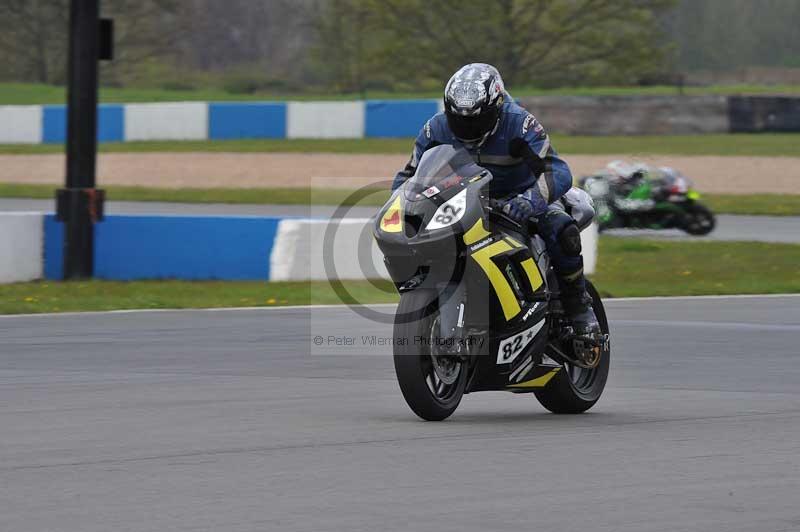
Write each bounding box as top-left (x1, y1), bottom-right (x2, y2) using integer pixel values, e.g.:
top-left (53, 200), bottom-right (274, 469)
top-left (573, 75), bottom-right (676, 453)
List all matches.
top-left (507, 367), bottom-right (561, 389)
top-left (374, 145), bottom-right (564, 394)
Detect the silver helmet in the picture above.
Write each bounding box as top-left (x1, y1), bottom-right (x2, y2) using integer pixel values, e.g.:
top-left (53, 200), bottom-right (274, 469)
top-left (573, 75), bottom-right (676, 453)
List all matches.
top-left (443, 63), bottom-right (506, 147)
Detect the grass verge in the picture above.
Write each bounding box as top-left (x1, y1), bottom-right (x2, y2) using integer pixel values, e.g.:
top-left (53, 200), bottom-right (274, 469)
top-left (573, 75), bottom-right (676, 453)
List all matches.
top-left (1, 239), bottom-right (797, 314)
top-left (591, 238), bottom-right (800, 297)
top-left (702, 194), bottom-right (800, 216)
top-left (1, 133), bottom-right (799, 156)
top-left (3, 82), bottom-right (800, 105)
top-left (2, 183), bottom-right (798, 216)
top-left (0, 183), bottom-right (391, 207)
top-left (0, 280), bottom-right (399, 315)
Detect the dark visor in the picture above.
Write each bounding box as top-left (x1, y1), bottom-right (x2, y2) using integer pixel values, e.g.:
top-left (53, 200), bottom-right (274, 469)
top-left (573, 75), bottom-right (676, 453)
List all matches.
top-left (446, 106), bottom-right (499, 142)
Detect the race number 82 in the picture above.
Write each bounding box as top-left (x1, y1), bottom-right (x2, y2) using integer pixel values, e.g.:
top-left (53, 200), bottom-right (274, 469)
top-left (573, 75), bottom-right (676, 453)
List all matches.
top-left (434, 204), bottom-right (462, 225)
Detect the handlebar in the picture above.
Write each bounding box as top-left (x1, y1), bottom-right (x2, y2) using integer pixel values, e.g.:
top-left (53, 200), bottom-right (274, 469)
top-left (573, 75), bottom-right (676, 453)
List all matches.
top-left (482, 197), bottom-right (539, 235)
top-left (483, 198), bottom-right (517, 225)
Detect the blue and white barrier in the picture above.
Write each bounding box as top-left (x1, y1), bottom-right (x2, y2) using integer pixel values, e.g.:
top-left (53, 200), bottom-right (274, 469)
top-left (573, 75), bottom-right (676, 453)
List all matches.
top-left (208, 102), bottom-right (286, 139)
top-left (124, 102), bottom-right (207, 141)
top-left (0, 213), bottom-right (597, 283)
top-left (287, 102), bottom-right (365, 139)
top-left (0, 100), bottom-right (440, 144)
top-left (5, 95), bottom-right (798, 143)
top-left (365, 100), bottom-right (439, 138)
top-left (270, 218), bottom-right (389, 281)
top-left (0, 213), bottom-right (43, 283)
top-left (43, 214), bottom-right (280, 280)
top-left (42, 104), bottom-right (125, 143)
top-left (271, 217), bottom-right (597, 281)
top-left (2, 212), bottom-right (599, 283)
top-left (0, 106), bottom-right (42, 144)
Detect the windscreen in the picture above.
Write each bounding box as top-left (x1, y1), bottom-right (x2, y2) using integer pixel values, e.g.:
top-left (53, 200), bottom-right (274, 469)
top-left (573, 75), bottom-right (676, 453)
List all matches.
top-left (403, 145), bottom-right (485, 201)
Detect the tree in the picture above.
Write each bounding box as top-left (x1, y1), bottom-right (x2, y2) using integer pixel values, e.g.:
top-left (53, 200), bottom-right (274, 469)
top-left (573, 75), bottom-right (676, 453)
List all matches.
top-left (311, 0), bottom-right (382, 93)
top-left (98, 0), bottom-right (182, 86)
top-left (0, 0), bottom-right (69, 83)
top-left (665, 0), bottom-right (800, 72)
top-left (314, 0), bottom-right (675, 90)
top-left (0, 0), bottom-right (181, 85)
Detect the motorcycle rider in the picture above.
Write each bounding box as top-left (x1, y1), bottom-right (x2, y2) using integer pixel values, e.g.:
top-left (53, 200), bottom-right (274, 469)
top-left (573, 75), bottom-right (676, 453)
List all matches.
top-left (603, 160), bottom-right (656, 212)
top-left (604, 160), bottom-right (688, 212)
top-left (392, 63), bottom-right (600, 337)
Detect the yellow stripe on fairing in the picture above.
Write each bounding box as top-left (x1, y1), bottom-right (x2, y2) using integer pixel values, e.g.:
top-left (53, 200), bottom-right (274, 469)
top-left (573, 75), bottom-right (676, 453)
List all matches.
top-left (470, 240), bottom-right (521, 320)
top-left (508, 368), bottom-right (560, 388)
top-left (463, 218), bottom-right (491, 245)
top-left (520, 258), bottom-right (543, 291)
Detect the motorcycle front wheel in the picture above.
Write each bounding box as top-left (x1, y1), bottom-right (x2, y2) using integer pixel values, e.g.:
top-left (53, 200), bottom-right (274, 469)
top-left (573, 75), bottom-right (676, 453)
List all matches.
top-left (393, 289), bottom-right (468, 421)
top-left (681, 203), bottom-right (716, 236)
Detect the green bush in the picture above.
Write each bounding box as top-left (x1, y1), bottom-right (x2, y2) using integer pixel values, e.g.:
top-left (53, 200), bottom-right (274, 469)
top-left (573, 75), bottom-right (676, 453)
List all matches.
top-left (160, 80), bottom-right (197, 92)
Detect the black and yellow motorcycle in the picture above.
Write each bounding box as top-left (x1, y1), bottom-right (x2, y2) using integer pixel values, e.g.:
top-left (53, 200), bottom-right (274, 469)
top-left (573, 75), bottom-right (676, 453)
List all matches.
top-left (374, 145), bottom-right (610, 421)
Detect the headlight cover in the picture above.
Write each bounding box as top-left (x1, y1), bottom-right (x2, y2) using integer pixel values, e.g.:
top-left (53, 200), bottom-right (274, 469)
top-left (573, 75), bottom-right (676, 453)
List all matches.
top-left (426, 189), bottom-right (467, 231)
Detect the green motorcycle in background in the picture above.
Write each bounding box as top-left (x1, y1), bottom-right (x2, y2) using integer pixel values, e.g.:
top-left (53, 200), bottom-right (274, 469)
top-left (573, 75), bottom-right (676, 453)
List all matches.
top-left (579, 163), bottom-right (716, 236)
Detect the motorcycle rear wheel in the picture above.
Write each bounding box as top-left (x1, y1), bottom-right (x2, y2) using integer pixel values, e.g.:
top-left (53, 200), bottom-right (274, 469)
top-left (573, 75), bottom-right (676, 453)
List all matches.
top-left (534, 282), bottom-right (610, 414)
top-left (393, 290), bottom-right (468, 421)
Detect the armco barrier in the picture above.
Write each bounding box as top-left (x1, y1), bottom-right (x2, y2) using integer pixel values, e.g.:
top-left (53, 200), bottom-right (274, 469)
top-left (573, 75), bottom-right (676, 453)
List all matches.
top-left (728, 96), bottom-right (800, 133)
top-left (0, 212), bottom-right (43, 283)
top-left (4, 95), bottom-right (799, 144)
top-left (517, 95), bottom-right (731, 135)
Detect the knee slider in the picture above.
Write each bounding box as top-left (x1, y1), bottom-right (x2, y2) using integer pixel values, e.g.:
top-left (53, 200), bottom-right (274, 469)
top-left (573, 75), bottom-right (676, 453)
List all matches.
top-left (558, 222), bottom-right (582, 256)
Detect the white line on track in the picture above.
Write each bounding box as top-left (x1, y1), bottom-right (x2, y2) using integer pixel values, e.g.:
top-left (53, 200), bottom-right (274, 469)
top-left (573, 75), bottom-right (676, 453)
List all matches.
top-left (0, 293), bottom-right (797, 319)
top-left (615, 319), bottom-right (800, 331)
top-left (605, 293), bottom-right (800, 302)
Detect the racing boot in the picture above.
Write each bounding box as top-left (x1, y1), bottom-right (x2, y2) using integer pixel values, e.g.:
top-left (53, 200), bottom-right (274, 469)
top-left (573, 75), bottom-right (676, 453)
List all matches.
top-left (559, 271), bottom-right (604, 368)
top-left (559, 271), bottom-right (600, 338)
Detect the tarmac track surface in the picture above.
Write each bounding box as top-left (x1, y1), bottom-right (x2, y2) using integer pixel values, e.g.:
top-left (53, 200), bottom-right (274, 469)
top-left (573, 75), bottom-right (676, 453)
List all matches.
top-left (1, 295), bottom-right (799, 532)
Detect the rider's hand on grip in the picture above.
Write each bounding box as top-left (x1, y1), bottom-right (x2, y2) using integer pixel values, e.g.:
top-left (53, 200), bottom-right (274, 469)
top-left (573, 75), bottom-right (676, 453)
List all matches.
top-left (501, 196), bottom-right (535, 224)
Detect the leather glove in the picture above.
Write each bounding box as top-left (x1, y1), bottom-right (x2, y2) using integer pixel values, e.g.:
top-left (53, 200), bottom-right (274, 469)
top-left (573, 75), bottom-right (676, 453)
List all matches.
top-left (502, 189), bottom-right (547, 223)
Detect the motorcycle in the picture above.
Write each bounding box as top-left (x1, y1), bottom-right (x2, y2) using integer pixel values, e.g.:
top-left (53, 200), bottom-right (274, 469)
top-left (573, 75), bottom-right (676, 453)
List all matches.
top-left (373, 145), bottom-right (610, 421)
top-left (579, 168), bottom-right (715, 235)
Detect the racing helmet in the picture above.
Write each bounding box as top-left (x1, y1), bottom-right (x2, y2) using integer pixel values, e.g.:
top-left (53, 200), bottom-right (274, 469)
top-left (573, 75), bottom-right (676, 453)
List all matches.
top-left (443, 63), bottom-right (506, 147)
top-left (606, 160), bottom-right (650, 182)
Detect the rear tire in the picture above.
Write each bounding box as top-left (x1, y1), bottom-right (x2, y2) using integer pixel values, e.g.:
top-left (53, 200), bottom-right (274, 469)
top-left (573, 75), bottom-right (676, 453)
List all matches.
top-left (393, 290), bottom-right (467, 421)
top-left (682, 203), bottom-right (715, 236)
top-left (534, 282), bottom-right (610, 414)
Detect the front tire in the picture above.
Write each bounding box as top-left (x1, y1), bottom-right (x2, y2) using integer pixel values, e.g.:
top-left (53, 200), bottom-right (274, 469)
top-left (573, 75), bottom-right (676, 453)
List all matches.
top-left (534, 281), bottom-right (610, 414)
top-left (682, 203), bottom-right (715, 236)
top-left (393, 290), bottom-right (467, 421)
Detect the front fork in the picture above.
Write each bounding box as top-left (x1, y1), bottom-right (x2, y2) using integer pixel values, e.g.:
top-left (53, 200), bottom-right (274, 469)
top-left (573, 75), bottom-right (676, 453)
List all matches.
top-left (436, 282), bottom-right (467, 355)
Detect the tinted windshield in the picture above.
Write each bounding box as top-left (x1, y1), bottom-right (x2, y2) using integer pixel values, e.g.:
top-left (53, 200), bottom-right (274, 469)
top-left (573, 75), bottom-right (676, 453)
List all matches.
top-left (403, 145), bottom-right (485, 201)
